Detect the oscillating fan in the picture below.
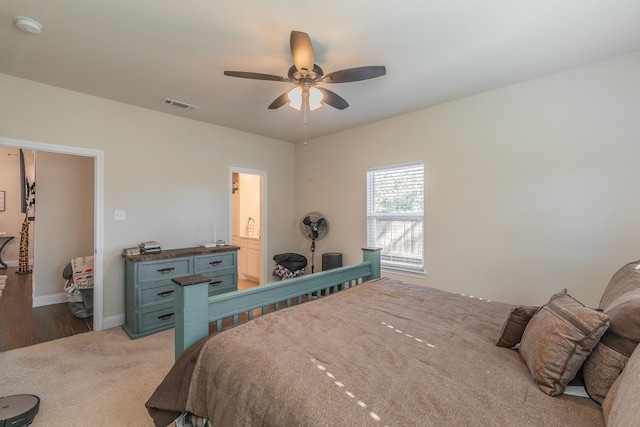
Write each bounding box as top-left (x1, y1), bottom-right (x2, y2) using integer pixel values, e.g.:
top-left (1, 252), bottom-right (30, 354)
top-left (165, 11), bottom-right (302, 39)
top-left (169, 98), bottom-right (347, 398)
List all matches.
top-left (299, 212), bottom-right (329, 273)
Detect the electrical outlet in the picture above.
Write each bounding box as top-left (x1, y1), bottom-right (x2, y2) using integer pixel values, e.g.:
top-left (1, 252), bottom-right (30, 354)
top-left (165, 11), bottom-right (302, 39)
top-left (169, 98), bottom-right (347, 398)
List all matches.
top-left (114, 210), bottom-right (126, 220)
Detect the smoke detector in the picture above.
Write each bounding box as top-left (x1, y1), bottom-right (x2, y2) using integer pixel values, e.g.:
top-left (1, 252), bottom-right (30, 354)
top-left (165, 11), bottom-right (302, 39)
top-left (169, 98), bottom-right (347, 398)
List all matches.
top-left (15, 16), bottom-right (43, 35)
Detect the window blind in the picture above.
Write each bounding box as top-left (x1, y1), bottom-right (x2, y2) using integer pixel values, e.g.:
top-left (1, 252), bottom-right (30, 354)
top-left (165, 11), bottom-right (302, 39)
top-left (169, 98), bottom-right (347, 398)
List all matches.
top-left (367, 162), bottom-right (424, 273)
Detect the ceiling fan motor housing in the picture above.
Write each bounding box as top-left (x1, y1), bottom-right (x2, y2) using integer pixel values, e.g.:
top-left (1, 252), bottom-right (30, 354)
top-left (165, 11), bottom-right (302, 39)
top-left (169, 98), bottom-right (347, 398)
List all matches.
top-left (288, 64), bottom-right (323, 83)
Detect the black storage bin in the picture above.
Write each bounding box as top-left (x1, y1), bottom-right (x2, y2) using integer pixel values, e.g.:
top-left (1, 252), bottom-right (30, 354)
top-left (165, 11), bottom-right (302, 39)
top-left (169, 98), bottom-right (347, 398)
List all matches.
top-left (322, 252), bottom-right (342, 271)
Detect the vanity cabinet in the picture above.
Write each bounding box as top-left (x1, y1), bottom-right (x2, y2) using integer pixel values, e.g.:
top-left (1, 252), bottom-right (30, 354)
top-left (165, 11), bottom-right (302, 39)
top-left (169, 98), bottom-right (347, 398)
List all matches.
top-left (238, 236), bottom-right (260, 281)
top-left (122, 245), bottom-right (239, 339)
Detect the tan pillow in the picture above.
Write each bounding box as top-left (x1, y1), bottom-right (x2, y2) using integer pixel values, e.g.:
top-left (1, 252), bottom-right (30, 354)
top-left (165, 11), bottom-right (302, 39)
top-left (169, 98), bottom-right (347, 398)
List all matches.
top-left (519, 290), bottom-right (610, 396)
top-left (496, 305), bottom-right (539, 348)
top-left (583, 288), bottom-right (640, 403)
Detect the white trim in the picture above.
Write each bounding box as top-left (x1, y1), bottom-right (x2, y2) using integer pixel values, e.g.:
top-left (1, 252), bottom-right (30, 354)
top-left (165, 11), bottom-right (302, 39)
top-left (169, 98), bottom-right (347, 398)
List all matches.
top-left (0, 260), bottom-right (24, 268)
top-left (0, 136), bottom-right (105, 331)
top-left (33, 292), bottom-right (68, 307)
top-left (366, 160), bottom-right (424, 173)
top-left (102, 313), bottom-right (125, 330)
top-left (229, 167), bottom-right (267, 284)
top-left (93, 148), bottom-right (105, 330)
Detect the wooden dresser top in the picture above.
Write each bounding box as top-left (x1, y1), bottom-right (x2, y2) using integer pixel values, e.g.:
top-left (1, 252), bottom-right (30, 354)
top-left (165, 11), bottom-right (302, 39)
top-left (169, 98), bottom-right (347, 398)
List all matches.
top-left (122, 245), bottom-right (239, 262)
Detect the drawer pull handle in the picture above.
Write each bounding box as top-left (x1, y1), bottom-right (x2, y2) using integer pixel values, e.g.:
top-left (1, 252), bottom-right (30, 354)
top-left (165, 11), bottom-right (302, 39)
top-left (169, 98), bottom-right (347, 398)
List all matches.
top-left (158, 313), bottom-right (175, 320)
top-left (210, 280), bottom-right (223, 286)
top-left (209, 260), bottom-right (223, 266)
top-left (157, 267), bottom-right (175, 274)
top-left (157, 290), bottom-right (174, 297)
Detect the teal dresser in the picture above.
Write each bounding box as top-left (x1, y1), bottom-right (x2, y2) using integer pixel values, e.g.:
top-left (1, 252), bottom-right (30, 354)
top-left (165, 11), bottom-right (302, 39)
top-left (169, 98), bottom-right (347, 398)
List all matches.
top-left (122, 245), bottom-right (239, 339)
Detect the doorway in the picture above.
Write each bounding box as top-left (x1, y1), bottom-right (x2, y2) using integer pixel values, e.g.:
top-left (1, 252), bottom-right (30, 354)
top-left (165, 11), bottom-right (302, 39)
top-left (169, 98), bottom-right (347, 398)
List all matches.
top-left (0, 137), bottom-right (104, 331)
top-left (230, 168), bottom-right (266, 287)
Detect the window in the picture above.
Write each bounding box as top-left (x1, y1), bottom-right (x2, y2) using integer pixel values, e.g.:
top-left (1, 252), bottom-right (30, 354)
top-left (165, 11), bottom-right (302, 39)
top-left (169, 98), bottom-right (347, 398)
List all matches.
top-left (367, 162), bottom-right (424, 273)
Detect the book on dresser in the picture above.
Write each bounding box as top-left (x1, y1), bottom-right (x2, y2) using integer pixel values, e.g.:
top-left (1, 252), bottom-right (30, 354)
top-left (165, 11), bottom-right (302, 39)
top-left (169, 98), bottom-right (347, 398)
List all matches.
top-left (139, 240), bottom-right (161, 254)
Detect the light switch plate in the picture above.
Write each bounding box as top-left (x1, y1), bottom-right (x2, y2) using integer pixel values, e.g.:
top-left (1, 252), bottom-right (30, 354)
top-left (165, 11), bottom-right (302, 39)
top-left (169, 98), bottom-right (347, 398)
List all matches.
top-left (114, 210), bottom-right (126, 220)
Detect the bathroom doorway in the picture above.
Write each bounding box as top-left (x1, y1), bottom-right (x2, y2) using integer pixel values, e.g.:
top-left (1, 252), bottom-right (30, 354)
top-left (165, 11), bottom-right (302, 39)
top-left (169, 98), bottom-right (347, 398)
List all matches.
top-left (230, 168), bottom-right (266, 287)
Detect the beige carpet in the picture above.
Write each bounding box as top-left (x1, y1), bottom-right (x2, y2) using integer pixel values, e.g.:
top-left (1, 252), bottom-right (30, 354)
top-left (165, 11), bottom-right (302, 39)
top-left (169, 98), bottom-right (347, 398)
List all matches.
top-left (0, 327), bottom-right (175, 426)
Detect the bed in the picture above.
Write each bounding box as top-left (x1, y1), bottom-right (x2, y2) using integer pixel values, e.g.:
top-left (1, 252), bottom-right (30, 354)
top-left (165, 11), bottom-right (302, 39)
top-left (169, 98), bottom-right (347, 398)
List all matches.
top-left (146, 249), bottom-right (640, 426)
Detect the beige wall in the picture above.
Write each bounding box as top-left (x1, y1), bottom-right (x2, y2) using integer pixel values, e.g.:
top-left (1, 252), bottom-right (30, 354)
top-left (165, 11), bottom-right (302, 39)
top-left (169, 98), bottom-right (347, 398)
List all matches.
top-left (238, 173), bottom-right (261, 237)
top-left (33, 152), bottom-right (94, 300)
top-left (295, 51), bottom-right (640, 308)
top-left (0, 73), bottom-right (297, 321)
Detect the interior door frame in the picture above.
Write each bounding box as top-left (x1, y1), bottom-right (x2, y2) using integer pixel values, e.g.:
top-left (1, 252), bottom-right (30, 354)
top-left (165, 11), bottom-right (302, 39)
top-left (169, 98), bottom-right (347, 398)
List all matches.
top-left (229, 167), bottom-right (266, 284)
top-left (0, 137), bottom-right (105, 330)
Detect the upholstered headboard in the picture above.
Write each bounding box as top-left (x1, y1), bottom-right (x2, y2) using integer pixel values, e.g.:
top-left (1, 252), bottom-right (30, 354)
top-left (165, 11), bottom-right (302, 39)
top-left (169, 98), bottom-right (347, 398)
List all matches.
top-left (582, 259), bottom-right (640, 405)
top-left (599, 260), bottom-right (640, 310)
top-left (602, 344), bottom-right (640, 426)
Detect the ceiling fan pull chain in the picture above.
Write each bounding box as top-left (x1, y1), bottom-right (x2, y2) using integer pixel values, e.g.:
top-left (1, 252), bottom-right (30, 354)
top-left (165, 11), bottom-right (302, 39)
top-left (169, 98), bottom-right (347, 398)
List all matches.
top-left (304, 96), bottom-right (308, 144)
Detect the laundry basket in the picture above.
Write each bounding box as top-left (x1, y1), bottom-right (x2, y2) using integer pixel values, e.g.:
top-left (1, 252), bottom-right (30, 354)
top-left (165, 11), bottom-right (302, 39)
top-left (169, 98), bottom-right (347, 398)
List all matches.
top-left (272, 253), bottom-right (307, 280)
top-left (62, 256), bottom-right (94, 318)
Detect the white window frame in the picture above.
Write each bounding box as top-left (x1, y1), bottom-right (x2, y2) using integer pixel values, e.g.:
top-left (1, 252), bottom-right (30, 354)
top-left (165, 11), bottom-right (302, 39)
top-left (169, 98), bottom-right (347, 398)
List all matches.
top-left (367, 162), bottom-right (424, 274)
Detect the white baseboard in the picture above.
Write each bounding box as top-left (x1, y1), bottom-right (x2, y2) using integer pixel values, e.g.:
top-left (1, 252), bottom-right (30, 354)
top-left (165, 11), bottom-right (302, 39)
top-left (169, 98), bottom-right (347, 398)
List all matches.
top-left (33, 292), bottom-right (68, 307)
top-left (101, 314), bottom-right (125, 330)
top-left (1, 259), bottom-right (34, 268)
top-left (2, 260), bottom-right (19, 267)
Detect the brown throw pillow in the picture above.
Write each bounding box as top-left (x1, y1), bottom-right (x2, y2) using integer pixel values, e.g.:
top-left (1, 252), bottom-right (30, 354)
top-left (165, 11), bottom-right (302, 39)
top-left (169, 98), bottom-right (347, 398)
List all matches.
top-left (496, 305), bottom-right (540, 348)
top-left (519, 290), bottom-right (610, 396)
top-left (583, 288), bottom-right (640, 403)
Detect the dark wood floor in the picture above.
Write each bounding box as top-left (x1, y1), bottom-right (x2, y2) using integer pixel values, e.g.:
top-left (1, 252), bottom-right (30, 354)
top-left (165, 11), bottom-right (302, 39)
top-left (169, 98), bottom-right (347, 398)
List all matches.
top-left (0, 266), bottom-right (92, 352)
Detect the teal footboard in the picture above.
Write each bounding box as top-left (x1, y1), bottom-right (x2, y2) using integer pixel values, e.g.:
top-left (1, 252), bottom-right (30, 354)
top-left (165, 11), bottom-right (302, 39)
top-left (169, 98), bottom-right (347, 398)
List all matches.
top-left (173, 248), bottom-right (381, 359)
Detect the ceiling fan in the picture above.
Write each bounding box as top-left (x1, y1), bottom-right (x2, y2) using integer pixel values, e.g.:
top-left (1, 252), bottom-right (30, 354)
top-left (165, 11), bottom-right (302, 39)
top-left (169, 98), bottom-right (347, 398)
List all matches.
top-left (224, 31), bottom-right (386, 112)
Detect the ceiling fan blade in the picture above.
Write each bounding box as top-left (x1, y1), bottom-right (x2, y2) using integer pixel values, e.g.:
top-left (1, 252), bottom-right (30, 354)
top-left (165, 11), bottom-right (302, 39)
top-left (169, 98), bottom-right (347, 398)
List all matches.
top-left (316, 87), bottom-right (349, 110)
top-left (290, 31), bottom-right (314, 75)
top-left (321, 66), bottom-right (386, 83)
top-left (224, 71), bottom-right (288, 82)
top-left (268, 91), bottom-right (290, 109)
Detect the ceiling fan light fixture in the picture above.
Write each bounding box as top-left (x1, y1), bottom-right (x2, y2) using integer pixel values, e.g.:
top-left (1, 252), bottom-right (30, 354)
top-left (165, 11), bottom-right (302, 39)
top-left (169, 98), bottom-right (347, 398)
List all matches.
top-left (287, 86), bottom-right (303, 111)
top-left (308, 87), bottom-right (323, 111)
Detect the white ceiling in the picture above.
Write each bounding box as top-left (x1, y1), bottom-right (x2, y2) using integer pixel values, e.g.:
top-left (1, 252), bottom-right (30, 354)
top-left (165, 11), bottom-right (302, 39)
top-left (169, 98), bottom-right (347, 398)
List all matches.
top-left (1, 1), bottom-right (639, 143)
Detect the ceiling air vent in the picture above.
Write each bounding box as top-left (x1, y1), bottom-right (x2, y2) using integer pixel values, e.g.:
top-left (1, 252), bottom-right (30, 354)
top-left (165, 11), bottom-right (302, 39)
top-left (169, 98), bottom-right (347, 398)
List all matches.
top-left (162, 98), bottom-right (199, 111)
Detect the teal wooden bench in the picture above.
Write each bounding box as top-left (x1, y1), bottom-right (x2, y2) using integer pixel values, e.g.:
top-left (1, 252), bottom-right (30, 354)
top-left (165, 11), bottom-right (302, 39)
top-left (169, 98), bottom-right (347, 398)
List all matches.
top-left (173, 247), bottom-right (381, 359)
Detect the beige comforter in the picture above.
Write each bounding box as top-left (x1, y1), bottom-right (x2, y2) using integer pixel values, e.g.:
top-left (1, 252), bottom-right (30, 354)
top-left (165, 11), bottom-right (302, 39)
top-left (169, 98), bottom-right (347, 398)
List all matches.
top-left (147, 277), bottom-right (604, 426)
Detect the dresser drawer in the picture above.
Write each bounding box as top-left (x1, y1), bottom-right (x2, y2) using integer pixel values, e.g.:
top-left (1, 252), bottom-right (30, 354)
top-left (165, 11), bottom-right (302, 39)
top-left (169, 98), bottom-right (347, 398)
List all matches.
top-left (139, 283), bottom-right (175, 308)
top-left (195, 252), bottom-right (236, 274)
top-left (206, 271), bottom-right (237, 296)
top-left (139, 304), bottom-right (176, 332)
top-left (137, 258), bottom-right (191, 283)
